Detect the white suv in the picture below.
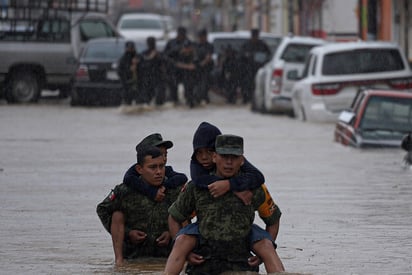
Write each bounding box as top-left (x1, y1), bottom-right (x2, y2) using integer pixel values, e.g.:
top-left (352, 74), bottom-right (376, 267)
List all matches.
top-left (116, 13), bottom-right (167, 41)
top-left (252, 35), bottom-right (326, 114)
top-left (290, 41), bottom-right (412, 122)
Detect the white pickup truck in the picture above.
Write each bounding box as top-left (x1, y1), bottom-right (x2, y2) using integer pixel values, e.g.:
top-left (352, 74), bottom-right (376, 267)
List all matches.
top-left (252, 35), bottom-right (326, 115)
top-left (0, 0), bottom-right (119, 103)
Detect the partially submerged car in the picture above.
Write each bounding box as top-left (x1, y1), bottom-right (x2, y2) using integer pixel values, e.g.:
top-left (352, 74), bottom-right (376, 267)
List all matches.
top-left (334, 89), bottom-right (412, 148)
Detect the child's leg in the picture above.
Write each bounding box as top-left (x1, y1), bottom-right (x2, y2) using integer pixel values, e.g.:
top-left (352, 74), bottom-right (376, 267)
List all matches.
top-left (252, 238), bottom-right (284, 273)
top-left (164, 234), bottom-right (197, 275)
top-left (249, 224), bottom-right (285, 273)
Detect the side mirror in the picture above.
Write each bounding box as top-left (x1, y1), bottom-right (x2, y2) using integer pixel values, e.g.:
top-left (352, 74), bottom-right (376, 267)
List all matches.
top-left (338, 110), bottom-right (355, 124)
top-left (287, 69), bottom-right (300, 80)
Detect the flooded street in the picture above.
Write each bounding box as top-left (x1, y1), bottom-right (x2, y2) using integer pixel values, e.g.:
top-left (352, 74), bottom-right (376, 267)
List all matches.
top-left (0, 99), bottom-right (411, 275)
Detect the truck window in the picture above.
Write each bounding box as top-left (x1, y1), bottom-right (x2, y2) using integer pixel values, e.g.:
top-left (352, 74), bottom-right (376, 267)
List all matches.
top-left (79, 20), bottom-right (116, 42)
top-left (281, 44), bottom-right (317, 63)
top-left (322, 49), bottom-right (405, 75)
top-left (310, 55), bottom-right (317, 76)
top-left (300, 54), bottom-right (312, 78)
top-left (37, 19), bottom-right (70, 42)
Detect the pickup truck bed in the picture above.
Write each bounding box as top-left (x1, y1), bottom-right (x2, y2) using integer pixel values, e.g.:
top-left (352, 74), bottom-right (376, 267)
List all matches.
top-left (0, 0), bottom-right (118, 103)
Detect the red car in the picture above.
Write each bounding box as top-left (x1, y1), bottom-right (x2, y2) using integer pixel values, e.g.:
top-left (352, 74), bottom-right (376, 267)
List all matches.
top-left (334, 89), bottom-right (412, 148)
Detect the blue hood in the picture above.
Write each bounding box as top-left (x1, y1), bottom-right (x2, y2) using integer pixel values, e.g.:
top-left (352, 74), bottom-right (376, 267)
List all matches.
top-left (192, 122), bottom-right (222, 156)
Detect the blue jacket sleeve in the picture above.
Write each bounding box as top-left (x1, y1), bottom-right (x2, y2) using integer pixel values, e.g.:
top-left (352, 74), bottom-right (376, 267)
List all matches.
top-left (229, 158), bottom-right (265, 191)
top-left (190, 159), bottom-right (208, 179)
top-left (190, 159), bottom-right (220, 189)
top-left (123, 164), bottom-right (157, 200)
top-left (164, 166), bottom-right (188, 188)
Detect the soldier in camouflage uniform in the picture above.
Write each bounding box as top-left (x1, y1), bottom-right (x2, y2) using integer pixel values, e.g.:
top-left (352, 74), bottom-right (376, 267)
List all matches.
top-left (164, 135), bottom-right (285, 275)
top-left (96, 145), bottom-right (182, 266)
top-left (123, 133), bottom-right (187, 201)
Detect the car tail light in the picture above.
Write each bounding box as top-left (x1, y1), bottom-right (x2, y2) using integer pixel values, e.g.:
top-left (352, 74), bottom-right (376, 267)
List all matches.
top-left (75, 64), bottom-right (89, 81)
top-left (388, 77), bottom-right (412, 90)
top-left (312, 83), bottom-right (341, 95)
top-left (271, 69), bottom-right (283, 94)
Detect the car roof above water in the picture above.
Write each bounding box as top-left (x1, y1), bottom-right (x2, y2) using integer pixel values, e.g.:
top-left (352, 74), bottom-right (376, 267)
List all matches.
top-left (359, 89), bottom-right (412, 98)
top-left (310, 40), bottom-right (403, 55)
top-left (81, 37), bottom-right (147, 59)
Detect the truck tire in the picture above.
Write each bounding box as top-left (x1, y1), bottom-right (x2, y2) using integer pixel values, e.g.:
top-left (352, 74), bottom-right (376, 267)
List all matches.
top-left (6, 73), bottom-right (40, 103)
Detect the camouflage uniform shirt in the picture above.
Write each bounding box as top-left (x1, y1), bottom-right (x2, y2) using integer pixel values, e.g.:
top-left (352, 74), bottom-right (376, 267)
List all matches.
top-left (169, 181), bottom-right (281, 241)
top-left (97, 180), bottom-right (181, 258)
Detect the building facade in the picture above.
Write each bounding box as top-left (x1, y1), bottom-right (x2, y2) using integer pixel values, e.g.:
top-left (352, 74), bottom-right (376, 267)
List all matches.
top-left (106, 0), bottom-right (412, 61)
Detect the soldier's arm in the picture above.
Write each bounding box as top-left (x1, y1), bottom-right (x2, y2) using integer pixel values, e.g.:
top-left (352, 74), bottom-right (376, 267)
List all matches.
top-left (168, 183), bottom-right (196, 237)
top-left (256, 184), bottom-right (282, 240)
top-left (96, 186), bottom-right (122, 233)
top-left (266, 219), bottom-right (280, 241)
top-left (168, 214), bottom-right (183, 239)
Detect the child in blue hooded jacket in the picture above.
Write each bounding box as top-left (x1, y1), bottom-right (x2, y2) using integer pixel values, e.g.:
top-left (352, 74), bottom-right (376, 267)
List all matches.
top-left (190, 121), bottom-right (264, 203)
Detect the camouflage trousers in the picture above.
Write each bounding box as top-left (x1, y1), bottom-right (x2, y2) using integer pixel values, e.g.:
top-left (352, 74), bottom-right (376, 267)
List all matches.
top-left (185, 238), bottom-right (258, 275)
top-left (123, 239), bottom-right (172, 259)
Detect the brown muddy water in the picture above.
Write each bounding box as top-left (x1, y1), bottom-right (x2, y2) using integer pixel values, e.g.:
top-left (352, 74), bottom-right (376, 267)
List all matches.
top-left (0, 101), bottom-right (411, 275)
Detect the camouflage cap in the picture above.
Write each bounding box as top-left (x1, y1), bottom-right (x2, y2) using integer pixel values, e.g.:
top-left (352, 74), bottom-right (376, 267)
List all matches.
top-left (136, 133), bottom-right (173, 151)
top-left (215, 134), bottom-right (243, 156)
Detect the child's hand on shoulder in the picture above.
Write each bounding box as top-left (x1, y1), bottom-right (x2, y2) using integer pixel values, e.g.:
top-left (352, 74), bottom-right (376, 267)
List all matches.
top-left (155, 186), bottom-right (166, 201)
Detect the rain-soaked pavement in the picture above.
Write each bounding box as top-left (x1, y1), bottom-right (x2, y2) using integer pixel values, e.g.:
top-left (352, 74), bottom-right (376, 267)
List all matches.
top-left (0, 96), bottom-right (411, 275)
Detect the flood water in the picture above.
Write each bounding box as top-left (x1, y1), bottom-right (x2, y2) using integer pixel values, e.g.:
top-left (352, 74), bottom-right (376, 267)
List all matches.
top-left (0, 100), bottom-right (411, 275)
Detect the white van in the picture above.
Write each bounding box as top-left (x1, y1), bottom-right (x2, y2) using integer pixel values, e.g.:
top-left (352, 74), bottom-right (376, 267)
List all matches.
top-left (116, 13), bottom-right (167, 41)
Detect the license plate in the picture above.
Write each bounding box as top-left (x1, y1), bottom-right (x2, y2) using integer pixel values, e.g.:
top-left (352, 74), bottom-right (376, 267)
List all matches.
top-left (106, 71), bottom-right (119, 80)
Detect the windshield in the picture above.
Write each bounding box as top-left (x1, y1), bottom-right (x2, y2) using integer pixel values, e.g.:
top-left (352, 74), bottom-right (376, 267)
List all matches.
top-left (281, 43), bottom-right (319, 63)
top-left (322, 49), bottom-right (405, 75)
top-left (360, 95), bottom-right (412, 133)
top-left (120, 18), bottom-right (163, 30)
top-left (83, 40), bottom-right (146, 60)
top-left (261, 37), bottom-right (282, 54)
top-left (213, 37), bottom-right (280, 56)
top-left (213, 38), bottom-right (247, 54)
top-left (83, 42), bottom-right (125, 60)
top-left (79, 20), bottom-right (117, 42)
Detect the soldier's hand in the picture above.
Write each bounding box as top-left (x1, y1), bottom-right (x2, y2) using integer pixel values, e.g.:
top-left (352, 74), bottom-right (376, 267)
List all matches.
top-left (155, 186), bottom-right (166, 202)
top-left (156, 231), bottom-right (170, 247)
top-left (187, 252), bottom-right (205, 265)
top-left (247, 255), bottom-right (261, 267)
top-left (234, 190), bottom-right (253, 205)
top-left (208, 180), bottom-right (230, 198)
top-left (129, 230), bottom-right (147, 244)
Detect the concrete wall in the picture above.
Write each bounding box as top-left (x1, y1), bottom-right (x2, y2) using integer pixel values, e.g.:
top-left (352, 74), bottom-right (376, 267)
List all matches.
top-left (321, 0), bottom-right (358, 40)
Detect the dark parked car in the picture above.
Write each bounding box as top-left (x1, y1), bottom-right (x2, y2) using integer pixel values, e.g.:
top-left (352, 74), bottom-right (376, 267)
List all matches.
top-left (334, 89), bottom-right (412, 148)
top-left (71, 37), bottom-right (145, 106)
